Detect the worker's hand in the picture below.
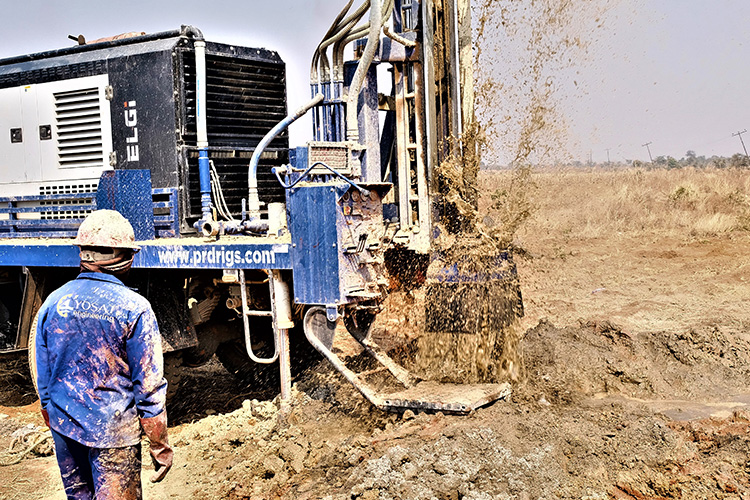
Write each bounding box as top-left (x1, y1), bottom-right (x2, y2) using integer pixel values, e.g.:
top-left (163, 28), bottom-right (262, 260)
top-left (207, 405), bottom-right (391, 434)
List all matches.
top-left (40, 408), bottom-right (50, 428)
top-left (139, 411), bottom-right (173, 483)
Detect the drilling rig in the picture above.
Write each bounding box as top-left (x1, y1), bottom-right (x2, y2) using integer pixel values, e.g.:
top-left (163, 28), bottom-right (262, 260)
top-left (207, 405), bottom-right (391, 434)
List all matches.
top-left (0, 0), bottom-right (521, 413)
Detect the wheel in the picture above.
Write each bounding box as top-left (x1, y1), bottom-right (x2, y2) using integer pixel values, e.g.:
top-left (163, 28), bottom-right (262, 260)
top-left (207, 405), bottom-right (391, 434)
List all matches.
top-left (27, 313), bottom-right (40, 395)
top-left (181, 322), bottom-right (234, 367)
top-left (215, 338), bottom-right (280, 392)
top-left (163, 352), bottom-right (185, 401)
top-left (216, 319), bottom-right (322, 392)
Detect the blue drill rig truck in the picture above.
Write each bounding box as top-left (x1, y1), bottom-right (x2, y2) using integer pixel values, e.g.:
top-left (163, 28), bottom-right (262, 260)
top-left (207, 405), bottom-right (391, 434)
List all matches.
top-left (0, 0), bottom-right (521, 413)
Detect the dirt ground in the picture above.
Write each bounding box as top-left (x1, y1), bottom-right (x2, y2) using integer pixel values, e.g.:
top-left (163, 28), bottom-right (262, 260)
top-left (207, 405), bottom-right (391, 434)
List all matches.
top-left (1, 170), bottom-right (749, 499)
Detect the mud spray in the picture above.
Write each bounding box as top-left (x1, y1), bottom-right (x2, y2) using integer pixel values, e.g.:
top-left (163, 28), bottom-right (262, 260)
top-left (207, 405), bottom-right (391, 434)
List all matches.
top-left (415, 0), bottom-right (619, 384)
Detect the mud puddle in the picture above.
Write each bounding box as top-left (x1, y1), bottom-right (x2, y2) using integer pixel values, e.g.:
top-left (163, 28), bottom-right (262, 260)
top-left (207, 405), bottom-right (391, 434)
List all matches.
top-left (600, 393), bottom-right (750, 421)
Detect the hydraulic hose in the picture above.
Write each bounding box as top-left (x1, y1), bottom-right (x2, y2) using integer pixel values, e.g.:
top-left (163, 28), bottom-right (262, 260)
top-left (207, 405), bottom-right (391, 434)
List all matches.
top-left (335, 0), bottom-right (393, 69)
top-left (248, 93), bottom-right (325, 218)
top-left (326, 0), bottom-right (370, 79)
top-left (346, 0), bottom-right (385, 142)
top-left (311, 0), bottom-right (356, 82)
top-left (383, 25), bottom-right (416, 48)
top-left (272, 161), bottom-right (370, 196)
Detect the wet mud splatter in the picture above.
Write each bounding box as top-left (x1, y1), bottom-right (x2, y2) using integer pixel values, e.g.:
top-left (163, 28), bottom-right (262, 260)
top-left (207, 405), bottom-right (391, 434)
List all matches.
top-left (416, 0), bottom-right (624, 384)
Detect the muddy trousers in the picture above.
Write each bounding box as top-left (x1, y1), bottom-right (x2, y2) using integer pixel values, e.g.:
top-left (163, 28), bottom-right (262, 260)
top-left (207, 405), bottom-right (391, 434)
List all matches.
top-left (50, 429), bottom-right (142, 500)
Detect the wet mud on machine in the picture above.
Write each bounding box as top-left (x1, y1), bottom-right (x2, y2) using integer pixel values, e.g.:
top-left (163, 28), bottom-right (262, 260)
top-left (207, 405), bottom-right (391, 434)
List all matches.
top-left (0, 0), bottom-right (521, 413)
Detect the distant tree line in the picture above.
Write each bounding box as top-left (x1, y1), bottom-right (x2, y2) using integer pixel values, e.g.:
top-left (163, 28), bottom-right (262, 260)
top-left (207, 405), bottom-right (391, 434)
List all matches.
top-left (632, 151), bottom-right (750, 170)
top-left (481, 151), bottom-right (750, 170)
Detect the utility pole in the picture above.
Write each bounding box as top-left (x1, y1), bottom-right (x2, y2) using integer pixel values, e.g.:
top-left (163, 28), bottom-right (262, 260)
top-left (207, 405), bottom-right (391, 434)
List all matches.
top-left (642, 142), bottom-right (653, 163)
top-left (606, 148), bottom-right (611, 165)
top-left (733, 130), bottom-right (749, 159)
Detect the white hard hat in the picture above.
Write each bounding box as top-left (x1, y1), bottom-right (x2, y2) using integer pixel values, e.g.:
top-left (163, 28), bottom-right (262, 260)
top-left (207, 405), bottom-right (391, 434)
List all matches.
top-left (73, 210), bottom-right (141, 252)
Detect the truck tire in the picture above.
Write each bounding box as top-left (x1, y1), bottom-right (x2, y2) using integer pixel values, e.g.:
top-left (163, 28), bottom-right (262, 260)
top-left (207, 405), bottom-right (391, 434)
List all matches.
top-left (163, 352), bottom-right (184, 401)
top-left (215, 339), bottom-right (279, 392)
top-left (215, 324), bottom-right (322, 393)
top-left (27, 313), bottom-right (40, 396)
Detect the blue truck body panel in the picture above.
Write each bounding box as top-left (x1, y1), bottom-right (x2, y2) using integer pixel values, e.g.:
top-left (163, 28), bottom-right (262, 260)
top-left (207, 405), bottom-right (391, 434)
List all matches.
top-left (287, 184), bottom-right (342, 305)
top-left (96, 170), bottom-right (156, 241)
top-left (0, 169), bottom-right (294, 271)
top-left (0, 241), bottom-right (293, 270)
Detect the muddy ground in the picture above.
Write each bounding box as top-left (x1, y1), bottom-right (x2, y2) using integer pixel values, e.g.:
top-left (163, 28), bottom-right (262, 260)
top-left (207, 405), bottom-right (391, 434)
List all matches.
top-left (1, 225), bottom-right (749, 499)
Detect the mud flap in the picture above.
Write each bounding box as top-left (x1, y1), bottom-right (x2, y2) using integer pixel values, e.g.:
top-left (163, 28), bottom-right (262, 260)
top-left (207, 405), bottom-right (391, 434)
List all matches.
top-left (16, 268), bottom-right (50, 351)
top-left (302, 307), bottom-right (511, 414)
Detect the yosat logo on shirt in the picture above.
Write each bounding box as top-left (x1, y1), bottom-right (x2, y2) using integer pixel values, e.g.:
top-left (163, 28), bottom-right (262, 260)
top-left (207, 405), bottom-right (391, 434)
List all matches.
top-left (56, 294), bottom-right (75, 318)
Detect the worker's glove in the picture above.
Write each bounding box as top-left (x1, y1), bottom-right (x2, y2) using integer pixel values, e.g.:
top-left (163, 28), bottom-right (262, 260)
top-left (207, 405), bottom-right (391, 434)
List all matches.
top-left (40, 408), bottom-right (50, 428)
top-left (139, 411), bottom-right (173, 483)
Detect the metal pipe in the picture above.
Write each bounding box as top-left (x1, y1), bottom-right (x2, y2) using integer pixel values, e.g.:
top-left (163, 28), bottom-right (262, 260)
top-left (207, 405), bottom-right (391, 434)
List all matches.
top-left (311, 83), bottom-right (321, 140)
top-left (270, 270), bottom-right (294, 408)
top-left (200, 218), bottom-right (269, 237)
top-left (346, 0), bottom-right (383, 142)
top-left (194, 39), bottom-right (213, 225)
top-left (277, 326), bottom-right (292, 410)
top-left (333, 80), bottom-right (343, 142)
top-left (198, 149), bottom-right (212, 223)
top-left (271, 270), bottom-right (294, 330)
top-left (248, 93), bottom-right (325, 218)
top-left (302, 307), bottom-right (387, 410)
top-left (267, 202), bottom-right (286, 236)
top-left (195, 39), bottom-right (208, 148)
top-left (322, 81), bottom-right (332, 141)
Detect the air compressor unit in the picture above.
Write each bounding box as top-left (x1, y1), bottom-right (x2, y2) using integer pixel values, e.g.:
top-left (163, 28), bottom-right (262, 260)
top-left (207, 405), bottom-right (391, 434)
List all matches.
top-left (0, 26), bottom-right (288, 234)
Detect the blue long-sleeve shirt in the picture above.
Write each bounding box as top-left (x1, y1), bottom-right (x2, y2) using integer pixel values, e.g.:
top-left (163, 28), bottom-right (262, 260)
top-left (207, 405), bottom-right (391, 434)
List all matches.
top-left (35, 272), bottom-right (167, 448)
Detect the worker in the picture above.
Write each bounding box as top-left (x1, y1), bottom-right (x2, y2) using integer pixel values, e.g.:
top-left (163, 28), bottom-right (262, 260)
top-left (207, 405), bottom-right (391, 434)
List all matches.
top-left (34, 209), bottom-right (172, 500)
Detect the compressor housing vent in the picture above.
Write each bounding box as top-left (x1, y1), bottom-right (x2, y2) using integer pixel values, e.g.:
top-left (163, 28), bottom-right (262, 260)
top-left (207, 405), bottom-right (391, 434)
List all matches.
top-left (54, 87), bottom-right (105, 169)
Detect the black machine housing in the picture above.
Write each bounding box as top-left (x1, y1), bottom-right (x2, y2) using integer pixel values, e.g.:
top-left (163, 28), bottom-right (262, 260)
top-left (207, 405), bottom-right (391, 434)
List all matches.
top-left (0, 27), bottom-right (289, 233)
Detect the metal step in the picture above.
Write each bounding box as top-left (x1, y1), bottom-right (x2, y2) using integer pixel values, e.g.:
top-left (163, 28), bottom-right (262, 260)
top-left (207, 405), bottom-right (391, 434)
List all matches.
top-left (379, 381), bottom-right (511, 413)
top-left (302, 307), bottom-right (511, 414)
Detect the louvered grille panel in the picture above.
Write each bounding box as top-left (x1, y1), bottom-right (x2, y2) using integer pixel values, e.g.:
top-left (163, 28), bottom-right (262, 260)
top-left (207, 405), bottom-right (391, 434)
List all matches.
top-left (39, 183), bottom-right (97, 220)
top-left (182, 50), bottom-right (288, 219)
top-left (55, 87), bottom-right (104, 168)
top-left (0, 61), bottom-right (106, 89)
top-left (183, 53), bottom-right (287, 148)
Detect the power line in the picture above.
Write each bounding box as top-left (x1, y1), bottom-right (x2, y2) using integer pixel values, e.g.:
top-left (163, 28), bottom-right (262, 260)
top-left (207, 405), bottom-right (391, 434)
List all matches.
top-left (732, 129), bottom-right (749, 159)
top-left (642, 142), bottom-right (653, 162)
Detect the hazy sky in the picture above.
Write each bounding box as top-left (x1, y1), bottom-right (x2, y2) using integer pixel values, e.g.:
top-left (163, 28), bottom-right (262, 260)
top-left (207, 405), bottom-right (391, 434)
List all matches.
top-left (571, 0), bottom-right (750, 163)
top-left (1, 0), bottom-right (748, 164)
